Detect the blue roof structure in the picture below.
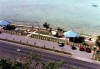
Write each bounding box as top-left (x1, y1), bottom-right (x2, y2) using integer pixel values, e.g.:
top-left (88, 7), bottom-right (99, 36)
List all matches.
top-left (64, 30), bottom-right (79, 37)
top-left (0, 20), bottom-right (11, 25)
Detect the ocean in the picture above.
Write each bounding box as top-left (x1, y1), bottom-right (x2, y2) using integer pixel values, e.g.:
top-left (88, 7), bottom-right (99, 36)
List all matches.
top-left (0, 0), bottom-right (100, 35)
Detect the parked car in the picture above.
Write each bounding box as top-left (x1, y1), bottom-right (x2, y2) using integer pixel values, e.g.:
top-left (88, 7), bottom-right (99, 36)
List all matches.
top-left (71, 45), bottom-right (77, 50)
top-left (79, 46), bottom-right (85, 51)
top-left (85, 47), bottom-right (91, 53)
top-left (85, 46), bottom-right (91, 53)
top-left (58, 41), bottom-right (64, 47)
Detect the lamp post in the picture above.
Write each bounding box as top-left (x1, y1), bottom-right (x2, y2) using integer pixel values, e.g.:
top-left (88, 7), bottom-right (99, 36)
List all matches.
top-left (20, 40), bottom-right (22, 43)
top-left (26, 39), bottom-right (28, 44)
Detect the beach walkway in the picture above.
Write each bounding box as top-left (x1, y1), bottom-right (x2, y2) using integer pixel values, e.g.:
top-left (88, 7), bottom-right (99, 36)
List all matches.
top-left (0, 33), bottom-right (92, 60)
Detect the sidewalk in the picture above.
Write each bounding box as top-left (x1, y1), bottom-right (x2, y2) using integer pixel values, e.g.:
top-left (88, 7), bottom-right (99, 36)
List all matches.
top-left (0, 33), bottom-right (92, 60)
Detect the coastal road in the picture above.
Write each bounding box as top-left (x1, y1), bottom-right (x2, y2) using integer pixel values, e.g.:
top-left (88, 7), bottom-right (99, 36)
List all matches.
top-left (0, 40), bottom-right (100, 69)
top-left (0, 33), bottom-right (92, 59)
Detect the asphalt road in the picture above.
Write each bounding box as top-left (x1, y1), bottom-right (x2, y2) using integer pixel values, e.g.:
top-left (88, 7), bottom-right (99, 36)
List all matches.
top-left (0, 33), bottom-right (92, 59)
top-left (0, 40), bottom-right (100, 69)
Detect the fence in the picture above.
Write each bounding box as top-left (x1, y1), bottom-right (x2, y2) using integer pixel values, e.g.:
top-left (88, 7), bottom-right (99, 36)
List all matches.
top-left (1, 30), bottom-right (28, 36)
top-left (1, 30), bottom-right (67, 44)
top-left (31, 34), bottom-right (66, 44)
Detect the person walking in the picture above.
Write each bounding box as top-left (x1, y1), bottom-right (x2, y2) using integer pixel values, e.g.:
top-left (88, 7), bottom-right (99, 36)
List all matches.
top-left (92, 45), bottom-right (97, 59)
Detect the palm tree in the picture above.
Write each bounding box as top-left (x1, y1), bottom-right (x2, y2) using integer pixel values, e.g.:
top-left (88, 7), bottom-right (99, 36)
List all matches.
top-left (43, 22), bottom-right (50, 29)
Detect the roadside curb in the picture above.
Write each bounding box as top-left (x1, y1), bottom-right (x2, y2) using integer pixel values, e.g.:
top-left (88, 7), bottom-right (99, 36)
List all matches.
top-left (0, 38), bottom-right (72, 55)
top-left (71, 55), bottom-right (100, 65)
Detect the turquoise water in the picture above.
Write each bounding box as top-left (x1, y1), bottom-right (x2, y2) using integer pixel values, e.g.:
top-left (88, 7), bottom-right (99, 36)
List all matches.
top-left (0, 0), bottom-right (100, 35)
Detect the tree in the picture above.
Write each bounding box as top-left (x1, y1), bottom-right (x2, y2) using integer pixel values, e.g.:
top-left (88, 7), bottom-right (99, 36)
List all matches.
top-left (43, 22), bottom-right (50, 29)
top-left (3, 25), bottom-right (16, 30)
top-left (0, 54), bottom-right (79, 69)
top-left (32, 61), bottom-right (41, 69)
top-left (69, 37), bottom-right (85, 43)
top-left (23, 52), bottom-right (42, 69)
top-left (96, 36), bottom-right (100, 49)
top-left (11, 61), bottom-right (28, 69)
top-left (0, 57), bottom-right (11, 69)
top-left (71, 66), bottom-right (76, 69)
top-left (57, 27), bottom-right (63, 32)
top-left (41, 60), bottom-right (64, 69)
top-left (0, 57), bottom-right (28, 69)
top-left (71, 66), bottom-right (80, 69)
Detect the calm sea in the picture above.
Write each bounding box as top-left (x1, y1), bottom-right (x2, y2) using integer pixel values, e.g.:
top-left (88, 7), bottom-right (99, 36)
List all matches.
top-left (0, 0), bottom-right (100, 35)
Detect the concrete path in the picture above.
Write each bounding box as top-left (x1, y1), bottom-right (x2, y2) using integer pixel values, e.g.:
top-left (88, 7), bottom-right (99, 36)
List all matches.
top-left (0, 33), bottom-right (92, 60)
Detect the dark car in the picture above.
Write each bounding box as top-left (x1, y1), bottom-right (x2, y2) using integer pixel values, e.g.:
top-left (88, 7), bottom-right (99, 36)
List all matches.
top-left (85, 48), bottom-right (91, 53)
top-left (79, 46), bottom-right (85, 51)
top-left (0, 31), bottom-right (2, 34)
top-left (71, 45), bottom-right (77, 50)
top-left (58, 41), bottom-right (64, 47)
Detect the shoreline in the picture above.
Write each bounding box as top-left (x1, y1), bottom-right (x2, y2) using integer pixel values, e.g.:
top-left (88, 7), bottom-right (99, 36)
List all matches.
top-left (0, 18), bottom-right (98, 38)
top-left (0, 18), bottom-right (99, 35)
top-left (10, 21), bottom-right (99, 36)
top-left (11, 23), bottom-right (98, 38)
